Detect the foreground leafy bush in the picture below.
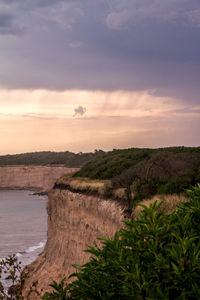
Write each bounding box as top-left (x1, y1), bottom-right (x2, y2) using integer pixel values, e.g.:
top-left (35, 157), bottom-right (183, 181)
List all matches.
top-left (0, 254), bottom-right (25, 300)
top-left (43, 184), bottom-right (200, 300)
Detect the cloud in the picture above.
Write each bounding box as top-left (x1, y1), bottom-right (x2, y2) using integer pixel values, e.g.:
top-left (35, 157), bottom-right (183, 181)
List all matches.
top-left (105, 0), bottom-right (200, 30)
top-left (36, 2), bottom-right (84, 30)
top-left (73, 105), bottom-right (86, 117)
top-left (0, 0), bottom-right (85, 30)
top-left (0, 0), bottom-right (200, 105)
top-left (186, 9), bottom-right (200, 27)
top-left (106, 10), bottom-right (133, 30)
top-left (0, 88), bottom-right (190, 120)
top-left (0, 13), bottom-right (25, 36)
top-left (0, 88), bottom-right (199, 154)
top-left (66, 40), bottom-right (85, 49)
top-left (0, 0), bottom-right (62, 8)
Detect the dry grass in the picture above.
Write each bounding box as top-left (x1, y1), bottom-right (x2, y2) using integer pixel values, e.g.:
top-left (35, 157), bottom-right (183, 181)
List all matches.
top-left (112, 188), bottom-right (126, 200)
top-left (56, 174), bottom-right (111, 196)
top-left (56, 175), bottom-right (128, 199)
top-left (132, 193), bottom-right (189, 218)
top-left (56, 175), bottom-right (189, 212)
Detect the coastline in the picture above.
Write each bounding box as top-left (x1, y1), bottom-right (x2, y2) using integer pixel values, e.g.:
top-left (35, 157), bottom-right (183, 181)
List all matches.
top-left (0, 190), bottom-right (48, 260)
top-left (0, 189), bottom-right (48, 297)
top-left (0, 166), bottom-right (77, 291)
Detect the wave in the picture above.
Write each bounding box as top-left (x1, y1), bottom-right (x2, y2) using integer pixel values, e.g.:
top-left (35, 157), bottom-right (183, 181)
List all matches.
top-left (15, 240), bottom-right (46, 263)
top-left (25, 240), bottom-right (46, 253)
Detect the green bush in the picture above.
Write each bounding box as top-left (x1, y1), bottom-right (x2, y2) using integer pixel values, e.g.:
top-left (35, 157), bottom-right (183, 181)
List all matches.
top-left (73, 147), bottom-right (200, 180)
top-left (195, 166), bottom-right (200, 182)
top-left (74, 148), bottom-right (200, 204)
top-left (132, 191), bottom-right (149, 203)
top-left (157, 175), bottom-right (195, 195)
top-left (43, 184), bottom-right (200, 300)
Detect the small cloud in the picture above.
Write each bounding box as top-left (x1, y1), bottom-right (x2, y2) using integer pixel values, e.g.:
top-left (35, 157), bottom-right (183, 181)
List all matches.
top-left (66, 40), bottom-right (85, 49)
top-left (186, 9), bottom-right (200, 27)
top-left (106, 10), bottom-right (132, 30)
top-left (73, 105), bottom-right (86, 117)
top-left (69, 42), bottom-right (84, 48)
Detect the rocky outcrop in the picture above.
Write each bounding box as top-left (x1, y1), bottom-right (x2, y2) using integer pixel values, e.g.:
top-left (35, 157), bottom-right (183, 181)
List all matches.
top-left (22, 188), bottom-right (126, 299)
top-left (0, 166), bottom-right (78, 192)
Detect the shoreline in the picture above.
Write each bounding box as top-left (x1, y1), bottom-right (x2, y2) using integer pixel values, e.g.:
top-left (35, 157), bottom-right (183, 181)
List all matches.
top-left (0, 189), bottom-right (48, 261)
top-left (0, 189), bottom-right (48, 297)
top-left (0, 187), bottom-right (48, 196)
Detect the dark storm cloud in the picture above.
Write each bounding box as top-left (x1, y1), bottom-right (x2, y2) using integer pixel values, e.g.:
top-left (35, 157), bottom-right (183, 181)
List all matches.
top-left (0, 0), bottom-right (200, 103)
top-left (0, 0), bottom-right (62, 7)
top-left (0, 13), bottom-right (25, 35)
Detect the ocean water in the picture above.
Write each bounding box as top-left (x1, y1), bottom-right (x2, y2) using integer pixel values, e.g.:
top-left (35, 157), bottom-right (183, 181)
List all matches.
top-left (0, 190), bottom-right (47, 267)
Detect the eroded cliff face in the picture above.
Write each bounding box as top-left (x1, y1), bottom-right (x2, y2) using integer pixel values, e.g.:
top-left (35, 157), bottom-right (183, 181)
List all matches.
top-left (22, 189), bottom-right (126, 299)
top-left (0, 166), bottom-right (78, 192)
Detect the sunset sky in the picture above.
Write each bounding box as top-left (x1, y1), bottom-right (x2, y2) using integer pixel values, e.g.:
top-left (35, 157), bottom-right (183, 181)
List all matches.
top-left (0, 0), bottom-right (199, 154)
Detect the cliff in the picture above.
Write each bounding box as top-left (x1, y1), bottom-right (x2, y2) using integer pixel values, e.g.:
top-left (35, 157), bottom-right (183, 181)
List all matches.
top-left (22, 188), bottom-right (126, 299)
top-left (0, 166), bottom-right (78, 192)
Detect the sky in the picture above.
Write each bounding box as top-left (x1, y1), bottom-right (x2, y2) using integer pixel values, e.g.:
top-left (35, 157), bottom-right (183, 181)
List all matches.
top-left (0, 0), bottom-right (199, 154)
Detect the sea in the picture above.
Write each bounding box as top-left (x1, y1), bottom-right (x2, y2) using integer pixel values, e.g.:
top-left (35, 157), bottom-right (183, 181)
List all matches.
top-left (0, 190), bottom-right (47, 268)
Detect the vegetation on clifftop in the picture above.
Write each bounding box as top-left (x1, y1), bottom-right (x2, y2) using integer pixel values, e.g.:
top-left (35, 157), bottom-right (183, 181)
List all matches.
top-left (0, 150), bottom-right (105, 167)
top-left (74, 147), bottom-right (200, 179)
top-left (57, 147), bottom-right (200, 207)
top-left (55, 174), bottom-right (111, 197)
